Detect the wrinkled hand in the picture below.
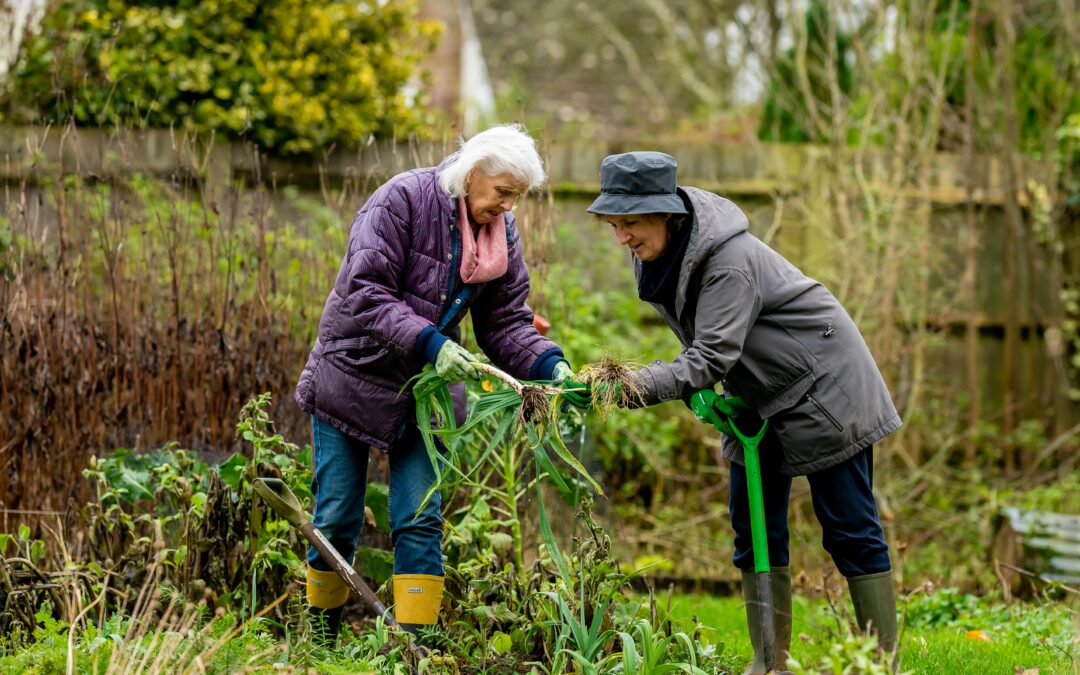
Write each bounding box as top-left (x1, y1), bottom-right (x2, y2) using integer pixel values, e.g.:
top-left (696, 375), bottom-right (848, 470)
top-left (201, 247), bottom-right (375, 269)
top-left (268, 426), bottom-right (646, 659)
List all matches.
top-left (552, 361), bottom-right (574, 383)
top-left (435, 341), bottom-right (482, 382)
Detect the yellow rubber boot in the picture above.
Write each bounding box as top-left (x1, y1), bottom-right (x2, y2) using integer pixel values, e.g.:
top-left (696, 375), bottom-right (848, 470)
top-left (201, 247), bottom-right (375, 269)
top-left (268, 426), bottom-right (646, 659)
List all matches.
top-left (307, 565), bottom-right (349, 645)
top-left (393, 574), bottom-right (444, 638)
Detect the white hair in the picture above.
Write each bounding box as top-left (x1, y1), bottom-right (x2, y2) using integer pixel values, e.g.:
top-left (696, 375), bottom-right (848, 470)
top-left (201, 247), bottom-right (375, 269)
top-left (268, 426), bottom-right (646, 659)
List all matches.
top-left (438, 123), bottom-right (546, 198)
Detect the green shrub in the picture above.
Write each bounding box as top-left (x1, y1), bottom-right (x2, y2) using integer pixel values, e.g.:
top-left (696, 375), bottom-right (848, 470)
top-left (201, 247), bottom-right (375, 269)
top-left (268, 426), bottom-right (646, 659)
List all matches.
top-left (4, 0), bottom-right (440, 153)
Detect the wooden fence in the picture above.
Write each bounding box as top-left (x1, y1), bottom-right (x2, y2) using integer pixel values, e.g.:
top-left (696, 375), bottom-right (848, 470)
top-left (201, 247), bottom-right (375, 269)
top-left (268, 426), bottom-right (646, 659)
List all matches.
top-left (1, 125), bottom-right (1075, 475)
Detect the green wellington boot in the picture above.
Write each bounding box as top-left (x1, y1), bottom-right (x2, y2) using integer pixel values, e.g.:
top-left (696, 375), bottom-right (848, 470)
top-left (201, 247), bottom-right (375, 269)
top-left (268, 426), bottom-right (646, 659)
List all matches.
top-left (848, 570), bottom-right (898, 653)
top-left (741, 567), bottom-right (792, 674)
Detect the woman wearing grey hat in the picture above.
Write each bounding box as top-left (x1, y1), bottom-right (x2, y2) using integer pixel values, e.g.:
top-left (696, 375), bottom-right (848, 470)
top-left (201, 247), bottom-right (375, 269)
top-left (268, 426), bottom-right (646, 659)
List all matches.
top-left (576, 151), bottom-right (900, 672)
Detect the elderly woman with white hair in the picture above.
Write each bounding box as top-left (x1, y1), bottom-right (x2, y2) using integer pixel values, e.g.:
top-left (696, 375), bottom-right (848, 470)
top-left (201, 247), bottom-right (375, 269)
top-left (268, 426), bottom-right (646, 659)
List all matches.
top-left (293, 124), bottom-right (573, 642)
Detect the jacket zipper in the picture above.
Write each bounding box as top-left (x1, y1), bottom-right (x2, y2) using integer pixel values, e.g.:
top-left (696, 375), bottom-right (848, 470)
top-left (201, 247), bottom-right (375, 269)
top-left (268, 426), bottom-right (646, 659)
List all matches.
top-left (438, 224), bottom-right (461, 328)
top-left (806, 393), bottom-right (844, 432)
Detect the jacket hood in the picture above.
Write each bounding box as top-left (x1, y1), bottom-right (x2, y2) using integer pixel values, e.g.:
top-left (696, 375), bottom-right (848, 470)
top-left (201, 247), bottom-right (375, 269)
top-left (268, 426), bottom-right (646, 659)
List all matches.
top-left (683, 186), bottom-right (749, 256)
top-left (667, 187), bottom-right (750, 316)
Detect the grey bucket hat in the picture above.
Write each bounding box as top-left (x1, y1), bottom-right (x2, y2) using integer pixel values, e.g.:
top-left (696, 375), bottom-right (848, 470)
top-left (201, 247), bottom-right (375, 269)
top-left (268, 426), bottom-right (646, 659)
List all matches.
top-left (586, 151), bottom-right (688, 216)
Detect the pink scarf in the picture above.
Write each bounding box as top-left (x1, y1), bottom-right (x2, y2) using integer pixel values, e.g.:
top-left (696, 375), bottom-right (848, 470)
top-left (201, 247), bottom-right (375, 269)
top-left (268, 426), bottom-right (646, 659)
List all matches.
top-left (458, 197), bottom-right (508, 283)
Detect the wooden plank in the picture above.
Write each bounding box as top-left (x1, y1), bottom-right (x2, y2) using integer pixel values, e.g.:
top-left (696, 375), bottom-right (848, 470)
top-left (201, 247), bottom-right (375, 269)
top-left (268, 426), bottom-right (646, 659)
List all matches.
top-left (0, 126), bottom-right (1048, 207)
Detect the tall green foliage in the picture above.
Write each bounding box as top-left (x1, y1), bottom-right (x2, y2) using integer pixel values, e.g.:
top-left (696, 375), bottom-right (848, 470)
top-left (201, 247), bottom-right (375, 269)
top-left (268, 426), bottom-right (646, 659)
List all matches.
top-left (758, 0), bottom-right (853, 143)
top-left (758, 1), bottom-right (1080, 151)
top-left (3, 0), bottom-right (440, 153)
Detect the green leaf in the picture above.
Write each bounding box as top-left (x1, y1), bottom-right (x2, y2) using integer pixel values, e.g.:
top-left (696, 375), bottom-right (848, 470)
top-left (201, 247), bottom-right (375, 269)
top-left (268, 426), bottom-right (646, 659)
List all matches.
top-left (533, 443), bottom-right (571, 496)
top-left (618, 631), bottom-right (641, 672)
top-left (353, 546), bottom-right (394, 586)
top-left (486, 531), bottom-right (513, 554)
top-left (464, 412), bottom-right (517, 481)
top-left (491, 631), bottom-right (513, 654)
top-left (190, 491), bottom-right (208, 517)
top-left (537, 486), bottom-right (571, 586)
top-left (471, 605), bottom-right (496, 622)
top-left (493, 603), bottom-right (518, 623)
top-left (29, 540), bottom-right (46, 564)
top-left (116, 465), bottom-right (153, 502)
top-left (433, 379), bottom-right (458, 431)
top-left (545, 429), bottom-right (604, 496)
top-left (218, 453), bottom-right (247, 490)
top-left (364, 481), bottom-right (391, 534)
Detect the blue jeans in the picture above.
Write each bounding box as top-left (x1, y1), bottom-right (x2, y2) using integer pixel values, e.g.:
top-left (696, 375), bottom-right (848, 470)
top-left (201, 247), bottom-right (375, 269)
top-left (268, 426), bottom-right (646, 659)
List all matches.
top-left (729, 445), bottom-right (891, 577)
top-left (307, 416), bottom-right (443, 576)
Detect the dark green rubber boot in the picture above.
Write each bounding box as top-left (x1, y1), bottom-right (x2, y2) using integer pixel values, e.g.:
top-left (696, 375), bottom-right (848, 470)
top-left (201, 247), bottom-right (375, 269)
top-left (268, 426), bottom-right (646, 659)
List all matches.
top-left (848, 570), bottom-right (898, 653)
top-left (742, 567), bottom-right (793, 674)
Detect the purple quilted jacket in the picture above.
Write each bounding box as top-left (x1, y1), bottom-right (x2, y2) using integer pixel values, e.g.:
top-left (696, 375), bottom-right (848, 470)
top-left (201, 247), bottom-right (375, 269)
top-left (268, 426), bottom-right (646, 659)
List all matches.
top-left (294, 163), bottom-right (562, 451)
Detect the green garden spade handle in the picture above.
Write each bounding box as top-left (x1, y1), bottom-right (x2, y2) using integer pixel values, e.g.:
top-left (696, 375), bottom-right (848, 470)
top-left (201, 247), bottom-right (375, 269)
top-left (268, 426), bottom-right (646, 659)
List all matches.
top-left (252, 478), bottom-right (429, 658)
top-left (690, 392), bottom-right (781, 672)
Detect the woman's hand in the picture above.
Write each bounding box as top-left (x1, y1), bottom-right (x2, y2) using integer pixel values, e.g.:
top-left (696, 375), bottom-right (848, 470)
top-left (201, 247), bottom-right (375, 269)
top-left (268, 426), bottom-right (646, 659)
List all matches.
top-left (559, 380), bottom-right (624, 410)
top-left (435, 341), bottom-right (482, 382)
top-left (560, 380), bottom-right (593, 409)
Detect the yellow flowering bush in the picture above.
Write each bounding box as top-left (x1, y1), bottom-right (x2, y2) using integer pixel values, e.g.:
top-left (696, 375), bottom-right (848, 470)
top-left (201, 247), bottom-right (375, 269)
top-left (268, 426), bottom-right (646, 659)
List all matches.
top-left (4, 0), bottom-right (441, 153)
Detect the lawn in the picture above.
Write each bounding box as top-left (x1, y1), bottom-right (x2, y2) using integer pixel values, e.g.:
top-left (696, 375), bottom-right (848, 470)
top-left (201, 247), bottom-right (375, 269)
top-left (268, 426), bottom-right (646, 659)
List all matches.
top-left (666, 590), bottom-right (1077, 674)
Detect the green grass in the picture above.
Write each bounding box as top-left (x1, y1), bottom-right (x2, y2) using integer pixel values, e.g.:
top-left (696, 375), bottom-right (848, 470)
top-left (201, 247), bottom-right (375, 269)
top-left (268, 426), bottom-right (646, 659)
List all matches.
top-left (665, 591), bottom-right (1078, 674)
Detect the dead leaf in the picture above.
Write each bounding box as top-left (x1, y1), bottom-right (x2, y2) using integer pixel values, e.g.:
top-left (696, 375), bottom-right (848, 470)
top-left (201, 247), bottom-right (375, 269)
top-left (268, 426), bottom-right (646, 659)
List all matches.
top-left (965, 629), bottom-right (992, 643)
top-left (1014, 668), bottom-right (1039, 675)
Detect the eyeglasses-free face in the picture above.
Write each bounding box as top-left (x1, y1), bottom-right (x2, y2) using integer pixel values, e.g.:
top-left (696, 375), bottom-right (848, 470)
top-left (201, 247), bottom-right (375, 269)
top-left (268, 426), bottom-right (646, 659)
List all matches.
top-left (604, 213), bottom-right (673, 262)
top-left (464, 171), bottom-right (528, 226)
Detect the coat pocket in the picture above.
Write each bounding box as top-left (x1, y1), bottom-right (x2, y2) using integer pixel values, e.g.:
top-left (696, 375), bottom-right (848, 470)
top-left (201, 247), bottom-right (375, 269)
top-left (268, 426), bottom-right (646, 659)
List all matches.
top-left (768, 375), bottom-right (853, 466)
top-left (805, 392), bottom-right (844, 431)
top-left (755, 370), bottom-right (816, 418)
top-left (323, 335), bottom-right (390, 369)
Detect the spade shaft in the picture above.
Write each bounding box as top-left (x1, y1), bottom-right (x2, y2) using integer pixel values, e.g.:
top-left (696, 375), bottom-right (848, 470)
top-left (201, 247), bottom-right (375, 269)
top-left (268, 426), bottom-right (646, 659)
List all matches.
top-left (252, 477), bottom-right (428, 657)
top-left (690, 392), bottom-right (783, 672)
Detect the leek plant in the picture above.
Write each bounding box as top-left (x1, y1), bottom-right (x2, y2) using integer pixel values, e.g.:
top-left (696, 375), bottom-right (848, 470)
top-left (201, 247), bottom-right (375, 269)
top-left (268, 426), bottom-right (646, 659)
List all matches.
top-left (410, 363), bottom-right (602, 578)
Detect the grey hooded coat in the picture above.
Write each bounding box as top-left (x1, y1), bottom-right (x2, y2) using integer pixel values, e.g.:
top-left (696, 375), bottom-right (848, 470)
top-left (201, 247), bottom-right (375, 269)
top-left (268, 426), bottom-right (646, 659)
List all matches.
top-left (631, 187), bottom-right (901, 475)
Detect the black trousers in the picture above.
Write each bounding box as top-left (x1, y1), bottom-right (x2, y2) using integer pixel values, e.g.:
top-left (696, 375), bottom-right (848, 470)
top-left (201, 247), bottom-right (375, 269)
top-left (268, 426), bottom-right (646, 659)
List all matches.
top-left (729, 445), bottom-right (891, 577)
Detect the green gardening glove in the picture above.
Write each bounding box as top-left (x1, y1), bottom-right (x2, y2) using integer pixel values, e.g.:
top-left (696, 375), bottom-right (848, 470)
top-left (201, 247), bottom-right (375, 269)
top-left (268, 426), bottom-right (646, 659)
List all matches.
top-left (591, 381), bottom-right (623, 406)
top-left (552, 361), bottom-right (573, 383)
top-left (435, 341), bottom-right (482, 382)
top-left (689, 389), bottom-right (748, 435)
top-left (560, 379), bottom-right (592, 409)
top-left (560, 380), bottom-right (624, 410)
